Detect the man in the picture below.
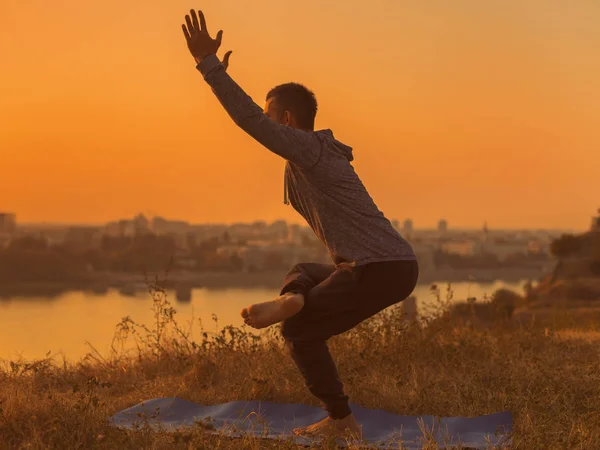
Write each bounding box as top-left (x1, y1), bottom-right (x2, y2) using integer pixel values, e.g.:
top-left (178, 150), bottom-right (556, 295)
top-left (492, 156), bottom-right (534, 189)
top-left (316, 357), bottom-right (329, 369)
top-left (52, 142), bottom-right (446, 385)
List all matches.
top-left (182, 9), bottom-right (419, 439)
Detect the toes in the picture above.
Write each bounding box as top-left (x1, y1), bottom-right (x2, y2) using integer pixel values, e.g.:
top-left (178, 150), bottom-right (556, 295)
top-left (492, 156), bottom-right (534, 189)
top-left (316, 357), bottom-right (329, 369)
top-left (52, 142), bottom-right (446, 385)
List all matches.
top-left (240, 308), bottom-right (249, 319)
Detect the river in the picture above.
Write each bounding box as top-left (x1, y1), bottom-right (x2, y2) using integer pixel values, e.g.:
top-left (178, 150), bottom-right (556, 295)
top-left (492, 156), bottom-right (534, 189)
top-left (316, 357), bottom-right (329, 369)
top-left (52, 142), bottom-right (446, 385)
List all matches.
top-left (0, 280), bottom-right (528, 362)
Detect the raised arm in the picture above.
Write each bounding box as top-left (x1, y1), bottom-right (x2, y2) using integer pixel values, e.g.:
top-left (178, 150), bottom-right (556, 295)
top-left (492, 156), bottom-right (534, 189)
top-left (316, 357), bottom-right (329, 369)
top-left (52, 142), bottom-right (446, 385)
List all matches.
top-left (182, 9), bottom-right (321, 169)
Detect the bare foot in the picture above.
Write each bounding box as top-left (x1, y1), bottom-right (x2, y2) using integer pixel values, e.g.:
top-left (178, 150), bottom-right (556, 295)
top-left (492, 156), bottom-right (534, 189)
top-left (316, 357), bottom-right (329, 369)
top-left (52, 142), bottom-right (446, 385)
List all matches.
top-left (240, 292), bottom-right (304, 329)
top-left (293, 414), bottom-right (362, 440)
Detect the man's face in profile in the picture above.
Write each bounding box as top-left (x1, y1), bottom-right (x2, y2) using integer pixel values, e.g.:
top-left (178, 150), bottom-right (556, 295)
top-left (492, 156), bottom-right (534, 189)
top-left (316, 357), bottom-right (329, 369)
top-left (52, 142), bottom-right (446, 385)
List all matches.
top-left (264, 97), bottom-right (294, 127)
top-left (264, 97), bottom-right (280, 123)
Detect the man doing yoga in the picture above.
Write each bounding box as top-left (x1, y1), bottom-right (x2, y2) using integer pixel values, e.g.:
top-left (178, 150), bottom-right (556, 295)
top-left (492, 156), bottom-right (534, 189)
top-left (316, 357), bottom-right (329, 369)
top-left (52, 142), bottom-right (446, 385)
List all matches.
top-left (182, 8), bottom-right (419, 439)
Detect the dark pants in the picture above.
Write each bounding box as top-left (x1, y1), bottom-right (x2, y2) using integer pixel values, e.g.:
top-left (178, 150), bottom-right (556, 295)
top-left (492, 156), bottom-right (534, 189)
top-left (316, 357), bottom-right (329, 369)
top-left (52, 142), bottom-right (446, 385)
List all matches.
top-left (279, 259), bottom-right (419, 419)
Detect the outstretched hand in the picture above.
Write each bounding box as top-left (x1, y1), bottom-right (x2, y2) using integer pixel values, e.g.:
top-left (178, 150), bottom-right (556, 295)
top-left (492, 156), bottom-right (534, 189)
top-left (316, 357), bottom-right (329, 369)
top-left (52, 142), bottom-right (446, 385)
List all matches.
top-left (182, 9), bottom-right (232, 70)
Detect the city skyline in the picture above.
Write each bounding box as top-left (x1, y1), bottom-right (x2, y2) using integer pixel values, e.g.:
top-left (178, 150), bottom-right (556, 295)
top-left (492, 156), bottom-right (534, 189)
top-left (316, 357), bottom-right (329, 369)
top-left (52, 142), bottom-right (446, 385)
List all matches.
top-left (8, 212), bottom-right (587, 233)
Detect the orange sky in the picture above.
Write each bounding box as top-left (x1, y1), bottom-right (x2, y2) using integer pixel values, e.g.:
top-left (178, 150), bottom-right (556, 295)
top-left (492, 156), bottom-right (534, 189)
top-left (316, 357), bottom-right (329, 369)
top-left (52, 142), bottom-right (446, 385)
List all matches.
top-left (1, 0), bottom-right (598, 230)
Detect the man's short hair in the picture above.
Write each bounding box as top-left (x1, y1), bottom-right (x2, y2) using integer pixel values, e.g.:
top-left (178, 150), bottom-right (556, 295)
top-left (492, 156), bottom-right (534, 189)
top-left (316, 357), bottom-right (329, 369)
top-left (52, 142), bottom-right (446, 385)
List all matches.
top-left (266, 82), bottom-right (318, 130)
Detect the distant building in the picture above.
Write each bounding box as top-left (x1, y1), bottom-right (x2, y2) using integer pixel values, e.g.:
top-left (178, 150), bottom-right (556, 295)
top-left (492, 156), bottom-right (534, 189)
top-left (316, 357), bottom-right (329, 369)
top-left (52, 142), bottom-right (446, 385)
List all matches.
top-left (411, 242), bottom-right (434, 272)
top-left (0, 213), bottom-right (16, 234)
top-left (105, 214), bottom-right (152, 237)
top-left (163, 232), bottom-right (188, 251)
top-left (270, 220), bottom-right (289, 241)
top-left (527, 239), bottom-right (545, 254)
top-left (152, 216), bottom-right (190, 234)
top-left (245, 239), bottom-right (273, 247)
top-left (481, 241), bottom-right (528, 262)
top-left (238, 245), bottom-right (266, 271)
top-left (438, 219), bottom-right (448, 233)
top-left (133, 214), bottom-right (151, 235)
top-left (252, 220), bottom-right (268, 230)
top-left (0, 213), bottom-right (15, 248)
top-left (229, 222), bottom-right (255, 240)
top-left (104, 221), bottom-right (127, 237)
top-left (64, 226), bottom-right (103, 249)
top-left (591, 208), bottom-right (600, 232)
top-left (33, 227), bottom-right (66, 246)
top-left (271, 220), bottom-right (288, 230)
top-left (229, 221), bottom-right (273, 241)
top-left (237, 241), bottom-right (307, 272)
top-left (286, 224), bottom-right (305, 245)
top-left (216, 244), bottom-right (242, 257)
top-left (440, 240), bottom-right (480, 256)
top-left (191, 224), bottom-right (229, 241)
top-left (403, 219), bottom-right (414, 236)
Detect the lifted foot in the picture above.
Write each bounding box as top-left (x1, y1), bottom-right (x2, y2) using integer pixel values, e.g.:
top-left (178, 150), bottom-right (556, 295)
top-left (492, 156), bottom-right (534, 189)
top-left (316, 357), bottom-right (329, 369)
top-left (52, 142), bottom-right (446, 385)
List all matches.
top-left (240, 292), bottom-right (305, 329)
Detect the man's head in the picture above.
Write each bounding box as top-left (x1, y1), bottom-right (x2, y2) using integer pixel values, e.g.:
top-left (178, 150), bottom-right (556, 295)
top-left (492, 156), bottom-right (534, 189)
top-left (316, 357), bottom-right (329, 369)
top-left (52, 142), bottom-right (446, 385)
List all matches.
top-left (264, 82), bottom-right (318, 131)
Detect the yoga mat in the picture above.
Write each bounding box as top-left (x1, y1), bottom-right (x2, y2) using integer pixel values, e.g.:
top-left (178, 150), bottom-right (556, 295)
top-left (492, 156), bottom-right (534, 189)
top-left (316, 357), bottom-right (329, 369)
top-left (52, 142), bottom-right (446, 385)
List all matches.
top-left (110, 398), bottom-right (512, 449)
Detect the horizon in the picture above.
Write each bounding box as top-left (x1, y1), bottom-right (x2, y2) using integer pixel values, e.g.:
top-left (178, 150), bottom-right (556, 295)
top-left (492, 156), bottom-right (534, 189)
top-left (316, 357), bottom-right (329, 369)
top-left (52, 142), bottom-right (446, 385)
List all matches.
top-left (13, 217), bottom-right (586, 233)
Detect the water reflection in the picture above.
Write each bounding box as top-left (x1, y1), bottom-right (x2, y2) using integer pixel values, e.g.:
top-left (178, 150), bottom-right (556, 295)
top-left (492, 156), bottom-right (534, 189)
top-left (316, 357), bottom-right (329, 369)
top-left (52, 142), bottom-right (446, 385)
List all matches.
top-left (0, 280), bottom-right (527, 362)
top-left (175, 283), bottom-right (193, 303)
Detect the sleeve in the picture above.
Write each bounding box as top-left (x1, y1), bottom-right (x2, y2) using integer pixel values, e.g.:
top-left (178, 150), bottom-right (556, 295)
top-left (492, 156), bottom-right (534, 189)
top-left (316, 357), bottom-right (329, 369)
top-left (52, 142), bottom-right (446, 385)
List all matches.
top-left (196, 54), bottom-right (322, 169)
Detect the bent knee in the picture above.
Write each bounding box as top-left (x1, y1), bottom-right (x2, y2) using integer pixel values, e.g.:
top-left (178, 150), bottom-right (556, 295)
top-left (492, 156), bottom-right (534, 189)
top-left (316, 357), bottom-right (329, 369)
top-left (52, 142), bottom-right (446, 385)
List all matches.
top-left (285, 262), bottom-right (307, 277)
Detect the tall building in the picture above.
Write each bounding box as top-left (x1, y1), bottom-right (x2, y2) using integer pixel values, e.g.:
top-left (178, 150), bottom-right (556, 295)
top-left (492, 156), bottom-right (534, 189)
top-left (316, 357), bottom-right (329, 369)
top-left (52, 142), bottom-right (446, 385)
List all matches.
top-left (270, 220), bottom-right (288, 241)
top-left (133, 213), bottom-right (151, 235)
top-left (403, 219), bottom-right (414, 234)
top-left (591, 208), bottom-right (600, 232)
top-left (438, 219), bottom-right (448, 233)
top-left (152, 216), bottom-right (190, 234)
top-left (64, 226), bottom-right (102, 249)
top-left (0, 213), bottom-right (16, 234)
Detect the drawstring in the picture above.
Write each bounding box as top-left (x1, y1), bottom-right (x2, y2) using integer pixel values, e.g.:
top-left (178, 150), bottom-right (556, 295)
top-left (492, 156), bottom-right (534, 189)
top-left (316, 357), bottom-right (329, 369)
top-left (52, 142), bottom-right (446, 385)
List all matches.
top-left (283, 163), bottom-right (290, 205)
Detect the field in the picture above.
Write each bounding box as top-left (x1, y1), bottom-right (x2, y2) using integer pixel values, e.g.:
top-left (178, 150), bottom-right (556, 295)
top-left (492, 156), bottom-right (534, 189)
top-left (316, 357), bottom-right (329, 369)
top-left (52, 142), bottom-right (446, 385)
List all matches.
top-left (0, 280), bottom-right (598, 449)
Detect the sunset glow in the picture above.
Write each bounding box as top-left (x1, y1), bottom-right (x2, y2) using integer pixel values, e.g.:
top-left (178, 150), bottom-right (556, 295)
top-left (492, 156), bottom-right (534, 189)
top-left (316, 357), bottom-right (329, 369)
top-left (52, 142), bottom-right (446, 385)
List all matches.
top-left (2, 0), bottom-right (598, 229)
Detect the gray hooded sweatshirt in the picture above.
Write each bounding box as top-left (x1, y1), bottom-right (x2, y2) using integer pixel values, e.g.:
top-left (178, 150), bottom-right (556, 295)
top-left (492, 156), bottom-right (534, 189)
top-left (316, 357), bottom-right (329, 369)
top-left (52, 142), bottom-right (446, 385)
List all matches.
top-left (197, 54), bottom-right (415, 267)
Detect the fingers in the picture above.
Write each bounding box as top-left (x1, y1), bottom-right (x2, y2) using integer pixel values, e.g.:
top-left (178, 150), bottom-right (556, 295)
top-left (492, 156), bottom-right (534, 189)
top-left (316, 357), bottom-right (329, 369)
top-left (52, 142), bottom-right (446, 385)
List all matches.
top-left (222, 50), bottom-right (232, 70)
top-left (215, 30), bottom-right (223, 47)
top-left (186, 10), bottom-right (208, 35)
top-left (190, 9), bottom-right (200, 32)
top-left (185, 15), bottom-right (194, 34)
top-left (181, 24), bottom-right (191, 41)
top-left (198, 10), bottom-right (208, 33)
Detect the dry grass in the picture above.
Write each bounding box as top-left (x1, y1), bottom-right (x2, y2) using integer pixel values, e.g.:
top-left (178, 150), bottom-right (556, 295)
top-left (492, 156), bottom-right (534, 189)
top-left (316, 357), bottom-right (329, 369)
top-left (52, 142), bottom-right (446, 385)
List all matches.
top-left (0, 279), bottom-right (599, 449)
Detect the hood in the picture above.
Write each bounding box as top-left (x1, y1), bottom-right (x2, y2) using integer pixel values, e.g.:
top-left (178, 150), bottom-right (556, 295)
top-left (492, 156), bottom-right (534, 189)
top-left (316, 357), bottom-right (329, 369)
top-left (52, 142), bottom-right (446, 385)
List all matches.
top-left (316, 129), bottom-right (354, 162)
top-left (284, 129), bottom-right (354, 205)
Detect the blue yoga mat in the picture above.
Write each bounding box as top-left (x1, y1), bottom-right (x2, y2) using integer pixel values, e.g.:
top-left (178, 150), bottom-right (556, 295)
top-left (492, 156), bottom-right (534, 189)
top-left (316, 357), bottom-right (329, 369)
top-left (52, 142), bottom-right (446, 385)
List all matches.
top-left (110, 398), bottom-right (512, 449)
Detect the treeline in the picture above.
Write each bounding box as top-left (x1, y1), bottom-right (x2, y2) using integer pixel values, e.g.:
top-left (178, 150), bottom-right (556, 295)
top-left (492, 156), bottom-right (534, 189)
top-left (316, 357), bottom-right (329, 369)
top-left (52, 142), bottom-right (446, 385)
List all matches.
top-left (433, 249), bottom-right (550, 270)
top-left (550, 232), bottom-right (600, 276)
top-left (0, 233), bottom-right (293, 282)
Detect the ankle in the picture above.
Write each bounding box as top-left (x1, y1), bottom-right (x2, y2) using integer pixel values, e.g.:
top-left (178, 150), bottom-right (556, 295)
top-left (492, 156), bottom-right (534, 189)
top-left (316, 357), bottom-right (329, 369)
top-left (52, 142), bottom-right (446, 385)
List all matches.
top-left (335, 414), bottom-right (354, 422)
top-left (328, 404), bottom-right (353, 421)
top-left (283, 292), bottom-right (305, 305)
